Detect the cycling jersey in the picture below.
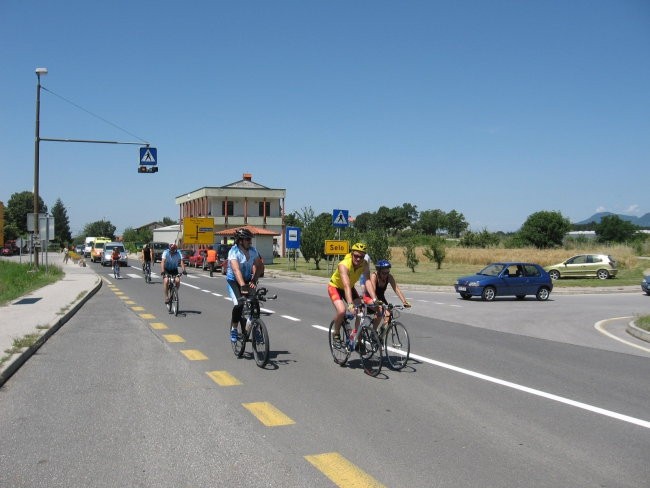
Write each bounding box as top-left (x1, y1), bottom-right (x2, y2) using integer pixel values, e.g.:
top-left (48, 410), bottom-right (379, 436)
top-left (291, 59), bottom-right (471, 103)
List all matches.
top-left (329, 253), bottom-right (365, 289)
top-left (226, 245), bottom-right (260, 282)
top-left (162, 249), bottom-right (182, 272)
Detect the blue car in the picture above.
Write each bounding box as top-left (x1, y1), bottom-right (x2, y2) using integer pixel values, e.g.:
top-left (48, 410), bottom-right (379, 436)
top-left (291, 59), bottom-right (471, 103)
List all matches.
top-left (642, 276), bottom-right (650, 295)
top-left (454, 262), bottom-right (553, 301)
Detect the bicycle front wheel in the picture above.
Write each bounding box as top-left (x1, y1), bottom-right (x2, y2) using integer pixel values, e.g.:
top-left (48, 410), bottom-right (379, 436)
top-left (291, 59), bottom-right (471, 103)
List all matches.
top-left (231, 323), bottom-right (246, 357)
top-left (251, 319), bottom-right (270, 368)
top-left (384, 321), bottom-right (410, 370)
top-left (329, 320), bottom-right (351, 366)
top-left (359, 327), bottom-right (382, 377)
top-left (171, 287), bottom-right (179, 316)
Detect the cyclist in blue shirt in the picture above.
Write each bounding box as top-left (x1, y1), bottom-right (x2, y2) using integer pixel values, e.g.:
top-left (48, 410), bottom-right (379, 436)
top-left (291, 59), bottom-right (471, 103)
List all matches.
top-left (161, 243), bottom-right (187, 303)
top-left (226, 228), bottom-right (264, 343)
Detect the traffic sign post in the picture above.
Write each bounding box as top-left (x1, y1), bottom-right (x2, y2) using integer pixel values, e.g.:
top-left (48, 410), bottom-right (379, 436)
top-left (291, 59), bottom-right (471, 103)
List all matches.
top-left (332, 209), bottom-right (349, 228)
top-left (285, 227), bottom-right (301, 270)
top-left (139, 147), bottom-right (157, 165)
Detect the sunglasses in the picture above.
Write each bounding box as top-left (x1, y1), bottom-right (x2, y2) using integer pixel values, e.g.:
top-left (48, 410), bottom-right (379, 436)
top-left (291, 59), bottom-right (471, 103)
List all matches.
top-left (352, 253), bottom-right (365, 260)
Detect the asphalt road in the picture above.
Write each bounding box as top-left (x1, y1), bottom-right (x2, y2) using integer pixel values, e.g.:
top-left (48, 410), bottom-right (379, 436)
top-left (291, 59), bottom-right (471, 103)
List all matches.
top-left (1, 262), bottom-right (649, 487)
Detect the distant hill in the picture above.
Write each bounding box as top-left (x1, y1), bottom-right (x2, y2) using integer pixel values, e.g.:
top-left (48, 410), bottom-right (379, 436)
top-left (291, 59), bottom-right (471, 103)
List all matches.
top-left (575, 212), bottom-right (650, 227)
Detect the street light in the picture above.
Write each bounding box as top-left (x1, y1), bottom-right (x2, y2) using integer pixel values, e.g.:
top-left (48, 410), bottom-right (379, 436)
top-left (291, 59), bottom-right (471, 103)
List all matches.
top-left (34, 67), bottom-right (47, 267)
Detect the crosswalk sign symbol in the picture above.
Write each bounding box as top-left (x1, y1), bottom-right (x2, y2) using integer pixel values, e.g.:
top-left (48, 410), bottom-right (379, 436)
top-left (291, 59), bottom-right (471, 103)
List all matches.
top-left (332, 209), bottom-right (349, 227)
top-left (139, 147), bottom-right (157, 165)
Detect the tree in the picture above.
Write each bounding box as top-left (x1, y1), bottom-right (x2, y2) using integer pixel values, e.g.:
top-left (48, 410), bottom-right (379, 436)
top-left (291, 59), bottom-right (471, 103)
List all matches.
top-left (51, 198), bottom-right (72, 247)
top-left (300, 212), bottom-right (333, 269)
top-left (161, 217), bottom-right (177, 226)
top-left (422, 237), bottom-right (446, 269)
top-left (403, 240), bottom-right (419, 272)
top-left (595, 215), bottom-right (638, 243)
top-left (6, 191), bottom-right (47, 235)
top-left (445, 210), bottom-right (469, 238)
top-left (284, 212), bottom-right (302, 228)
top-left (83, 220), bottom-right (116, 239)
top-left (122, 226), bottom-right (153, 247)
top-left (416, 209), bottom-right (447, 235)
top-left (353, 212), bottom-right (375, 232)
top-left (519, 211), bottom-right (571, 249)
top-left (364, 230), bottom-right (391, 263)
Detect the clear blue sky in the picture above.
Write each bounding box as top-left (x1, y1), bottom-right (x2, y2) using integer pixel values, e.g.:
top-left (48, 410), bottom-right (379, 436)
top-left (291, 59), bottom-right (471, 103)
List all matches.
top-left (2, 0), bottom-right (648, 236)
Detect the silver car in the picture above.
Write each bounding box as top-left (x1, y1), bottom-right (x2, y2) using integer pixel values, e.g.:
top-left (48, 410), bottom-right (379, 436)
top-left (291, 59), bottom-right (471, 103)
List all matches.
top-left (101, 242), bottom-right (128, 267)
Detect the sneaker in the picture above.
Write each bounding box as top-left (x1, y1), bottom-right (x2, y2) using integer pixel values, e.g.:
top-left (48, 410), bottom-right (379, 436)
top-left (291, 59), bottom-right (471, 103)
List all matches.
top-left (230, 328), bottom-right (238, 343)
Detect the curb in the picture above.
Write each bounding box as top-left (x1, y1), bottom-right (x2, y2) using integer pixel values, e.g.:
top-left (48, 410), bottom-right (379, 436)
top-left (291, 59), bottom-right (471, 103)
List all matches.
top-left (0, 276), bottom-right (103, 387)
top-left (626, 320), bottom-right (650, 344)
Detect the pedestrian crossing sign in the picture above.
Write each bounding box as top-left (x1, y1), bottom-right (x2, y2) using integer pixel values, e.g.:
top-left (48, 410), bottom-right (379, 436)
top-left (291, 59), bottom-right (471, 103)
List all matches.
top-left (332, 209), bottom-right (349, 227)
top-left (139, 147), bottom-right (157, 165)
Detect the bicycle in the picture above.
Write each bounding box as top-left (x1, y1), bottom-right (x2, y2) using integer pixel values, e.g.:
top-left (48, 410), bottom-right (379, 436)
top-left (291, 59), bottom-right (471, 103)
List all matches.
top-left (143, 261), bottom-right (151, 283)
top-left (112, 259), bottom-right (121, 279)
top-left (328, 303), bottom-right (384, 377)
top-left (231, 287), bottom-right (277, 368)
top-left (163, 270), bottom-right (186, 316)
top-left (377, 304), bottom-right (411, 370)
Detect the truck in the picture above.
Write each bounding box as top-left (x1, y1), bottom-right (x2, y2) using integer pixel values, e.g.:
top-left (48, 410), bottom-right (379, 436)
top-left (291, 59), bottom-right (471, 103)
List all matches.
top-left (84, 237), bottom-right (95, 258)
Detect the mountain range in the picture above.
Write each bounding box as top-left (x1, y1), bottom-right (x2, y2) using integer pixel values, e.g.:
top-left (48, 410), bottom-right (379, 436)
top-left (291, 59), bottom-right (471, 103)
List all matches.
top-left (575, 212), bottom-right (650, 227)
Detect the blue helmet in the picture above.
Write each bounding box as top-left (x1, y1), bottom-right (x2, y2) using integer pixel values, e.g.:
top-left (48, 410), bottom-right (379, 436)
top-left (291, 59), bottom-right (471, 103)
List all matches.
top-left (375, 259), bottom-right (391, 270)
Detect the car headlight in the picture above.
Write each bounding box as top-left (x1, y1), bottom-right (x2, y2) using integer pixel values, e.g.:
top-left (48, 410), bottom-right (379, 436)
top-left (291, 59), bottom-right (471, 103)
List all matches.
top-left (469, 281), bottom-right (480, 287)
top-left (643, 279), bottom-right (648, 284)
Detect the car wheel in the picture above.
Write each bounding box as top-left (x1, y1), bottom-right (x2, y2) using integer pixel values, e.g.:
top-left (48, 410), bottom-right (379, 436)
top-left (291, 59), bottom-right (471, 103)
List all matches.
top-left (460, 293), bottom-right (472, 300)
top-left (516, 295), bottom-right (525, 300)
top-left (536, 287), bottom-right (550, 301)
top-left (597, 269), bottom-right (610, 280)
top-left (548, 270), bottom-right (560, 280)
top-left (481, 287), bottom-right (496, 301)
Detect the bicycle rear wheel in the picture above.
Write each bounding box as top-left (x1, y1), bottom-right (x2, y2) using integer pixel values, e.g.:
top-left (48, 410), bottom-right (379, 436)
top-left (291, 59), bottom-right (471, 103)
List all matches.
top-left (359, 327), bottom-right (382, 377)
top-left (384, 321), bottom-right (410, 370)
top-left (328, 320), bottom-right (351, 366)
top-left (251, 319), bottom-right (270, 367)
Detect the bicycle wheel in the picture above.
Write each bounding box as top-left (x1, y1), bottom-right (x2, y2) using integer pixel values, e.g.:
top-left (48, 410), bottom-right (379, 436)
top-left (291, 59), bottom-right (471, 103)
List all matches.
top-left (384, 321), bottom-right (410, 370)
top-left (329, 320), bottom-right (351, 366)
top-left (251, 319), bottom-right (270, 368)
top-left (171, 286), bottom-right (179, 316)
top-left (359, 327), bottom-right (382, 377)
top-left (166, 282), bottom-right (173, 313)
top-left (113, 264), bottom-right (119, 279)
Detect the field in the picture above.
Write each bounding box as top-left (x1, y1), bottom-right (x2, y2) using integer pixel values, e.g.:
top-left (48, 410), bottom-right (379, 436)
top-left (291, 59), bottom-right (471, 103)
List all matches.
top-left (267, 244), bottom-right (649, 288)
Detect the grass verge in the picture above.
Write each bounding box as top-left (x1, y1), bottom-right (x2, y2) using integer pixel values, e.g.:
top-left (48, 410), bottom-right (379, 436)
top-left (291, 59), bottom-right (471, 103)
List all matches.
top-left (0, 261), bottom-right (63, 306)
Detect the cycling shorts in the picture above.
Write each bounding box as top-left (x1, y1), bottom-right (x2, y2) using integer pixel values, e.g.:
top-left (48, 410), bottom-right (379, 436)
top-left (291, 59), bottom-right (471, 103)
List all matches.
top-left (328, 285), bottom-right (359, 304)
top-left (164, 269), bottom-right (180, 277)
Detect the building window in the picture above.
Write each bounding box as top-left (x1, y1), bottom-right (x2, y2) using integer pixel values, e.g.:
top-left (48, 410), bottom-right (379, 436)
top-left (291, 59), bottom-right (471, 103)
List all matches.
top-left (258, 201), bottom-right (270, 217)
top-left (222, 201), bottom-right (233, 216)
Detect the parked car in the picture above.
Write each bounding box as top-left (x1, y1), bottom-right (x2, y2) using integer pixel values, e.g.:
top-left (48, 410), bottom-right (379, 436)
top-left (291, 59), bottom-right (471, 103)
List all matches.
top-left (454, 262), bottom-right (553, 301)
top-left (101, 242), bottom-right (128, 267)
top-left (188, 249), bottom-right (206, 268)
top-left (215, 244), bottom-right (232, 272)
top-left (544, 254), bottom-right (617, 280)
top-left (642, 276), bottom-right (650, 295)
top-left (180, 249), bottom-right (193, 266)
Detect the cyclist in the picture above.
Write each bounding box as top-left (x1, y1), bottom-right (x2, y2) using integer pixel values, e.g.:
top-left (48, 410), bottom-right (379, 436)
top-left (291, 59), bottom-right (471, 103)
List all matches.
top-left (226, 228), bottom-right (264, 343)
top-left (328, 242), bottom-right (379, 341)
top-left (141, 243), bottom-right (152, 274)
top-left (363, 259), bottom-right (411, 331)
top-left (206, 245), bottom-right (217, 277)
top-left (111, 246), bottom-right (122, 276)
top-left (161, 243), bottom-right (187, 304)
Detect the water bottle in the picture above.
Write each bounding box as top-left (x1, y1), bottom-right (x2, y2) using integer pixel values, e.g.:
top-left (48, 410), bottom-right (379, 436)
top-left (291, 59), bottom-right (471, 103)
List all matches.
top-left (245, 316), bottom-right (252, 333)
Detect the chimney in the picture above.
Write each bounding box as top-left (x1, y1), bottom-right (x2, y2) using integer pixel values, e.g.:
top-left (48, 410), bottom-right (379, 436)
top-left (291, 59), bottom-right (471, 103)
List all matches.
top-left (243, 173), bottom-right (252, 182)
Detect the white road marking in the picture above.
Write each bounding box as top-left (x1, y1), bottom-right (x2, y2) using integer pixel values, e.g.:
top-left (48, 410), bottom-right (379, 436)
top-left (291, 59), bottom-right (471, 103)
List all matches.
top-left (282, 315), bottom-right (300, 321)
top-left (595, 316), bottom-right (650, 353)
top-left (312, 324), bottom-right (650, 430)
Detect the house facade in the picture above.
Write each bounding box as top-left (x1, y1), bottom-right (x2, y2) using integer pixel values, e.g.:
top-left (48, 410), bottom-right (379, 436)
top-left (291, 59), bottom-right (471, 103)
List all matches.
top-left (175, 173), bottom-right (286, 258)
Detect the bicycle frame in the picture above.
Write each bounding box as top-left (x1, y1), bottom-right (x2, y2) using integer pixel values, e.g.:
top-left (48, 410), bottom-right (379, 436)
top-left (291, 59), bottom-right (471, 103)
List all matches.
top-left (231, 287), bottom-right (277, 368)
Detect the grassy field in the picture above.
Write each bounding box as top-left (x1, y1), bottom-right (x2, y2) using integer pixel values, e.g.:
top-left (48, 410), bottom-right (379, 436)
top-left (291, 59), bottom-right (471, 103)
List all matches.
top-left (0, 261), bottom-right (63, 306)
top-left (267, 245), bottom-right (649, 288)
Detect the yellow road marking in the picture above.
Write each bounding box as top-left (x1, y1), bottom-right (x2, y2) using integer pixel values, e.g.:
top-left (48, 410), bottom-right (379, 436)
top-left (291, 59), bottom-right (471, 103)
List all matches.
top-left (206, 370), bottom-right (242, 386)
top-left (119, 295), bottom-right (130, 300)
top-left (180, 349), bottom-right (208, 360)
top-left (131, 306), bottom-right (145, 311)
top-left (125, 300), bottom-right (136, 305)
top-left (305, 452), bottom-right (386, 488)
top-left (242, 402), bottom-right (295, 427)
top-left (150, 322), bottom-right (168, 330)
top-left (163, 334), bottom-right (185, 343)
top-left (139, 313), bottom-right (156, 319)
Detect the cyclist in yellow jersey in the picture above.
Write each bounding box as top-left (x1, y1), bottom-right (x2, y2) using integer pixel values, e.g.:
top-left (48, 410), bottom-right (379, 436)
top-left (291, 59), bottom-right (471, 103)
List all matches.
top-left (328, 242), bottom-right (378, 338)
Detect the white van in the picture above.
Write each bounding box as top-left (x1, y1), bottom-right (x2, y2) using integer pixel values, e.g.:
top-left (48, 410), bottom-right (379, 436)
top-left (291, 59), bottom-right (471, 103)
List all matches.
top-left (84, 237), bottom-right (95, 258)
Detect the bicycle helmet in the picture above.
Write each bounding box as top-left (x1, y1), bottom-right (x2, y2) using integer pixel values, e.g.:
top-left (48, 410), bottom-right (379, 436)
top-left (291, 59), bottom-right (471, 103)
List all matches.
top-left (235, 228), bottom-right (253, 241)
top-left (375, 259), bottom-right (391, 270)
top-left (169, 242), bottom-right (177, 251)
top-left (351, 242), bottom-right (367, 253)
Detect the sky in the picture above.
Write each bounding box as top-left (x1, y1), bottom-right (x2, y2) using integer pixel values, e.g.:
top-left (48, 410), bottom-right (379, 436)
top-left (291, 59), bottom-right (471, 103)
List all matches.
top-left (2, 0), bottom-right (649, 236)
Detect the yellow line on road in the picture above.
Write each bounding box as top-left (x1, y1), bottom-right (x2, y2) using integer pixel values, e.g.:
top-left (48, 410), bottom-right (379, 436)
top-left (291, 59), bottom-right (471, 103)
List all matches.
top-left (150, 322), bottom-right (168, 330)
top-left (139, 313), bottom-right (156, 319)
top-left (180, 349), bottom-right (208, 360)
top-left (206, 370), bottom-right (242, 386)
top-left (242, 402), bottom-right (295, 427)
top-left (125, 301), bottom-right (136, 305)
top-left (163, 334), bottom-right (185, 343)
top-left (305, 452), bottom-right (386, 488)
top-left (131, 306), bottom-right (145, 311)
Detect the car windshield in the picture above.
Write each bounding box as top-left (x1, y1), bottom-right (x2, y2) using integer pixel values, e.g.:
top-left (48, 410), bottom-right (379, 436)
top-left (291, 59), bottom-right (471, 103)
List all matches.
top-left (478, 264), bottom-right (505, 276)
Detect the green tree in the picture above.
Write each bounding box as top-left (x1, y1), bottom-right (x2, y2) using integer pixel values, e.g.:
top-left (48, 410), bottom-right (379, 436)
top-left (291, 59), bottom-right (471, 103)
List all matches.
top-left (83, 220), bottom-right (116, 240)
top-left (284, 212), bottom-right (302, 228)
top-left (161, 216), bottom-right (177, 226)
top-left (6, 191), bottom-right (47, 235)
top-left (122, 227), bottom-right (153, 248)
top-left (445, 210), bottom-right (469, 238)
top-left (403, 240), bottom-right (419, 272)
top-left (300, 212), bottom-right (333, 269)
top-left (416, 209), bottom-right (447, 235)
top-left (519, 210), bottom-right (571, 249)
top-left (595, 215), bottom-right (638, 243)
top-left (459, 228), bottom-right (500, 248)
top-left (364, 230), bottom-right (391, 263)
top-left (422, 237), bottom-right (446, 269)
top-left (353, 212), bottom-right (375, 232)
top-left (51, 198), bottom-right (72, 247)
